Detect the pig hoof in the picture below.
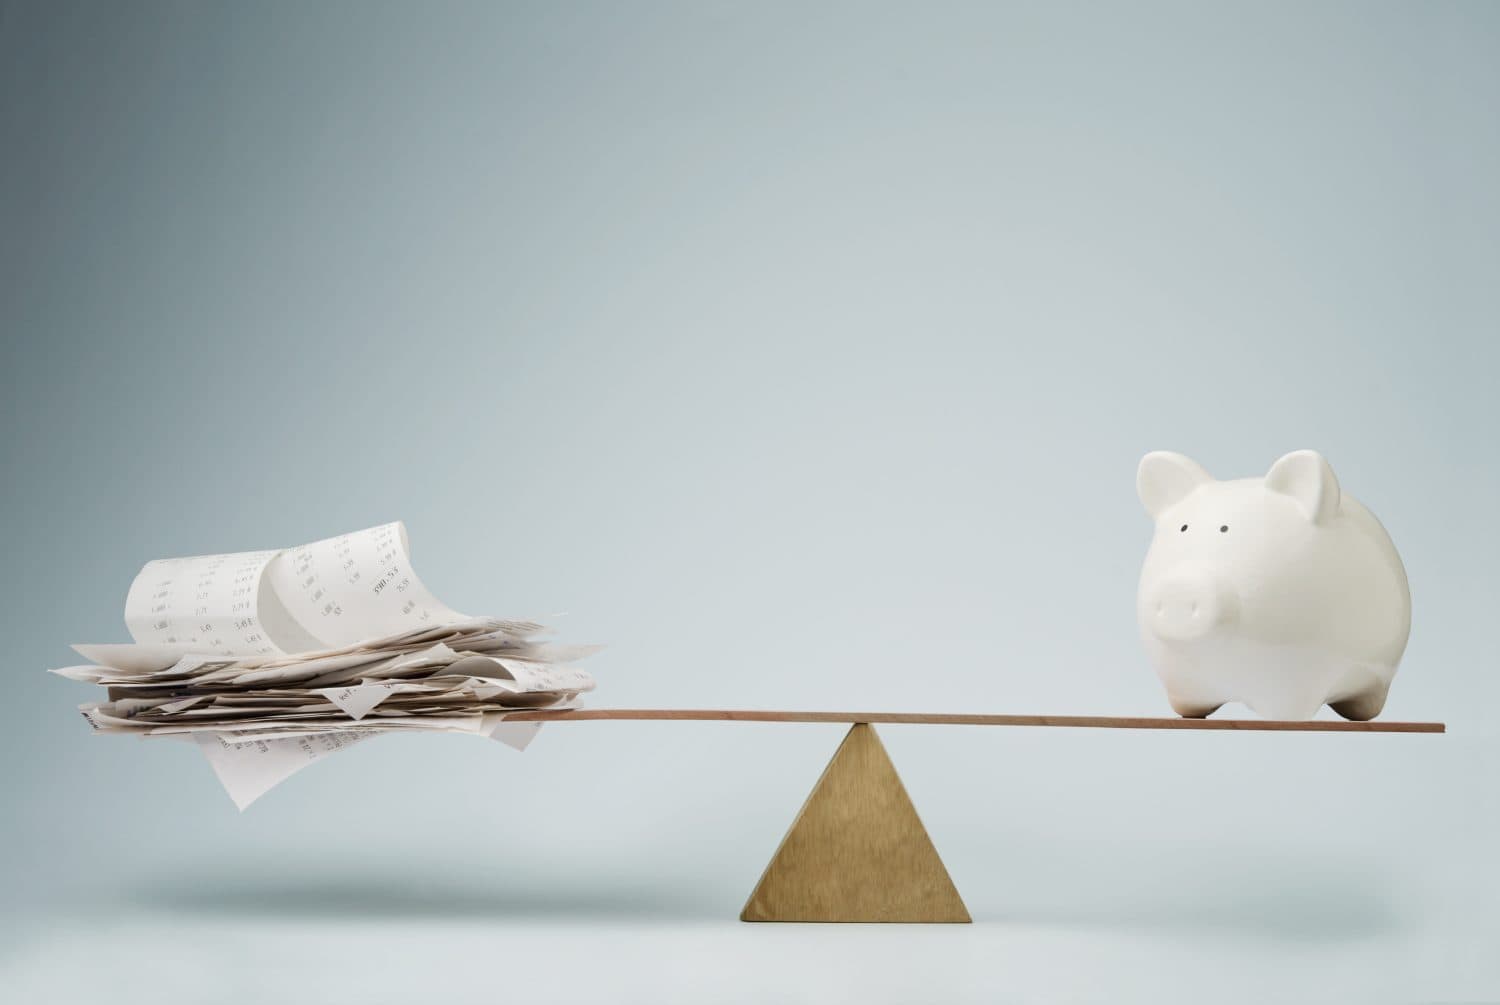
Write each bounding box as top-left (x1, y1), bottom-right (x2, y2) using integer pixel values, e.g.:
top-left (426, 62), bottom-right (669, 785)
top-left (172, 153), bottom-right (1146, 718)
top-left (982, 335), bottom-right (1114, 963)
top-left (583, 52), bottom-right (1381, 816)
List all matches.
top-left (1329, 682), bottom-right (1391, 722)
top-left (1168, 697), bottom-right (1222, 719)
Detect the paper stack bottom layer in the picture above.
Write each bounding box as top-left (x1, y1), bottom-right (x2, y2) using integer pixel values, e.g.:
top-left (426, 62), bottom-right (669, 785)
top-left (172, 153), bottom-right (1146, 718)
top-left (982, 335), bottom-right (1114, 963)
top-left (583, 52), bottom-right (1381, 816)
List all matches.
top-left (55, 617), bottom-right (596, 809)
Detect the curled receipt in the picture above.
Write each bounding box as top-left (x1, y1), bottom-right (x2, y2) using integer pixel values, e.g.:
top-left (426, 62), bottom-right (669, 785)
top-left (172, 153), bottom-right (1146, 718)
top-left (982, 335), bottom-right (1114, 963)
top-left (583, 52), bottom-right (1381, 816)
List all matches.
top-left (123, 522), bottom-right (468, 659)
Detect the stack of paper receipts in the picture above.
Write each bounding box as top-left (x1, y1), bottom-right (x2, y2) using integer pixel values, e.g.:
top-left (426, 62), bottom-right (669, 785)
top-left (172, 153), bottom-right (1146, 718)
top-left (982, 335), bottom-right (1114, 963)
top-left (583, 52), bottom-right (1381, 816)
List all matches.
top-left (52, 522), bottom-right (595, 809)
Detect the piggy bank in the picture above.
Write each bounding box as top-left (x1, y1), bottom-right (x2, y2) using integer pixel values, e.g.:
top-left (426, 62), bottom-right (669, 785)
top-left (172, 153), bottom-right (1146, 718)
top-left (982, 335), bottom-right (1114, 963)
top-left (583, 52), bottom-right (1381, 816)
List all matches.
top-left (1136, 450), bottom-right (1410, 721)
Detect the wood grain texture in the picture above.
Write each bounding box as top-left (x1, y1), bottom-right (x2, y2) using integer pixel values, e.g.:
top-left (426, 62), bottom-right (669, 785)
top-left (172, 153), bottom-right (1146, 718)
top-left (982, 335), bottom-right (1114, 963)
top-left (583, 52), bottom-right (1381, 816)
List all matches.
top-left (504, 708), bottom-right (1445, 733)
top-left (740, 724), bottom-right (971, 924)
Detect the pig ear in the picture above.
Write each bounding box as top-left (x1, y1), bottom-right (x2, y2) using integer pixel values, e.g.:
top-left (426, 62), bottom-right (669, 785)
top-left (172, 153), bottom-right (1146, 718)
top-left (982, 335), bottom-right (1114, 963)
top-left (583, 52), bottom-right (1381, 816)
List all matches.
top-left (1137, 452), bottom-right (1212, 518)
top-left (1265, 450), bottom-right (1341, 523)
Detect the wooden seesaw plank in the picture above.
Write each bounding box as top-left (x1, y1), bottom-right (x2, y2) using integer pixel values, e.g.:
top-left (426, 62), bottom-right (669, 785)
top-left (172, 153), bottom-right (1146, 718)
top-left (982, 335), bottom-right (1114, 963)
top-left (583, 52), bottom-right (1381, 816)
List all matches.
top-left (503, 708), bottom-right (1445, 733)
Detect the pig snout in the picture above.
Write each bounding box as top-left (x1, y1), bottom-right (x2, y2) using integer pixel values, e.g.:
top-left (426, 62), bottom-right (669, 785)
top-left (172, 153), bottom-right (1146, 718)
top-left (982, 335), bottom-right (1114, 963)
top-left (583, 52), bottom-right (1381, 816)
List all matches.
top-left (1144, 568), bottom-right (1237, 641)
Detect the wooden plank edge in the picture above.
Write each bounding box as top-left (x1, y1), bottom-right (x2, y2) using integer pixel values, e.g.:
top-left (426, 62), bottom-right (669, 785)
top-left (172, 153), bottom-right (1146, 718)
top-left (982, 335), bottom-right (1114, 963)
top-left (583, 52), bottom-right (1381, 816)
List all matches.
top-left (502, 709), bottom-right (1445, 733)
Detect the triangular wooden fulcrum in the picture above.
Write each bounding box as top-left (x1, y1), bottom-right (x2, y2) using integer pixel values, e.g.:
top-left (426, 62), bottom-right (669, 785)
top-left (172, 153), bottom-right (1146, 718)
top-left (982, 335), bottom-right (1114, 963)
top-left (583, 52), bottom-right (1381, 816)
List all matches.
top-left (740, 723), bottom-right (971, 923)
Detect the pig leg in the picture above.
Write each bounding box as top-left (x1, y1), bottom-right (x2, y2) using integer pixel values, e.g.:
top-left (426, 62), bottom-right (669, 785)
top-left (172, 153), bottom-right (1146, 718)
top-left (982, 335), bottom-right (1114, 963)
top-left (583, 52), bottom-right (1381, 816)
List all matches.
top-left (1329, 679), bottom-right (1390, 722)
top-left (1167, 694), bottom-right (1222, 718)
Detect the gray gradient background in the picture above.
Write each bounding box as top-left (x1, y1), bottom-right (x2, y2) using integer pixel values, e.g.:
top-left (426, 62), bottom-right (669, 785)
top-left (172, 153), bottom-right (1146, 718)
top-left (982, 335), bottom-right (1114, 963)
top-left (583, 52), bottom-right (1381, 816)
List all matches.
top-left (2, 2), bottom-right (1497, 1002)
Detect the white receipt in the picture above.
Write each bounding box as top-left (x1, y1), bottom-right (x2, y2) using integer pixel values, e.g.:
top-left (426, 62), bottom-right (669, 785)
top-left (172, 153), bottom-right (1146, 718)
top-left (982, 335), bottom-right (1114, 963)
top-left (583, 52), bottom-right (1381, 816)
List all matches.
top-left (265, 522), bottom-right (467, 650)
top-left (124, 549), bottom-right (282, 658)
top-left (193, 716), bottom-right (540, 810)
top-left (194, 729), bottom-right (380, 811)
top-left (123, 522), bottom-right (466, 659)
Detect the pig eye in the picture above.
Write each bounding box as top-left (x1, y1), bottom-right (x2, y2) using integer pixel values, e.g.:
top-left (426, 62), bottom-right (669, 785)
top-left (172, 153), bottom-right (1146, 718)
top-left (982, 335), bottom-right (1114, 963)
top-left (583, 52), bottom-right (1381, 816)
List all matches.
top-left (1219, 525), bottom-right (1229, 533)
top-left (1179, 524), bottom-right (1188, 532)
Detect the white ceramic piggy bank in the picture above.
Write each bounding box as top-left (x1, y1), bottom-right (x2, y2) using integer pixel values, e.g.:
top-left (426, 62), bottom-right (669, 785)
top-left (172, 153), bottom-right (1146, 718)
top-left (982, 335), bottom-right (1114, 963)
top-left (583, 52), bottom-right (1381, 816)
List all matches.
top-left (1136, 450), bottom-right (1410, 721)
